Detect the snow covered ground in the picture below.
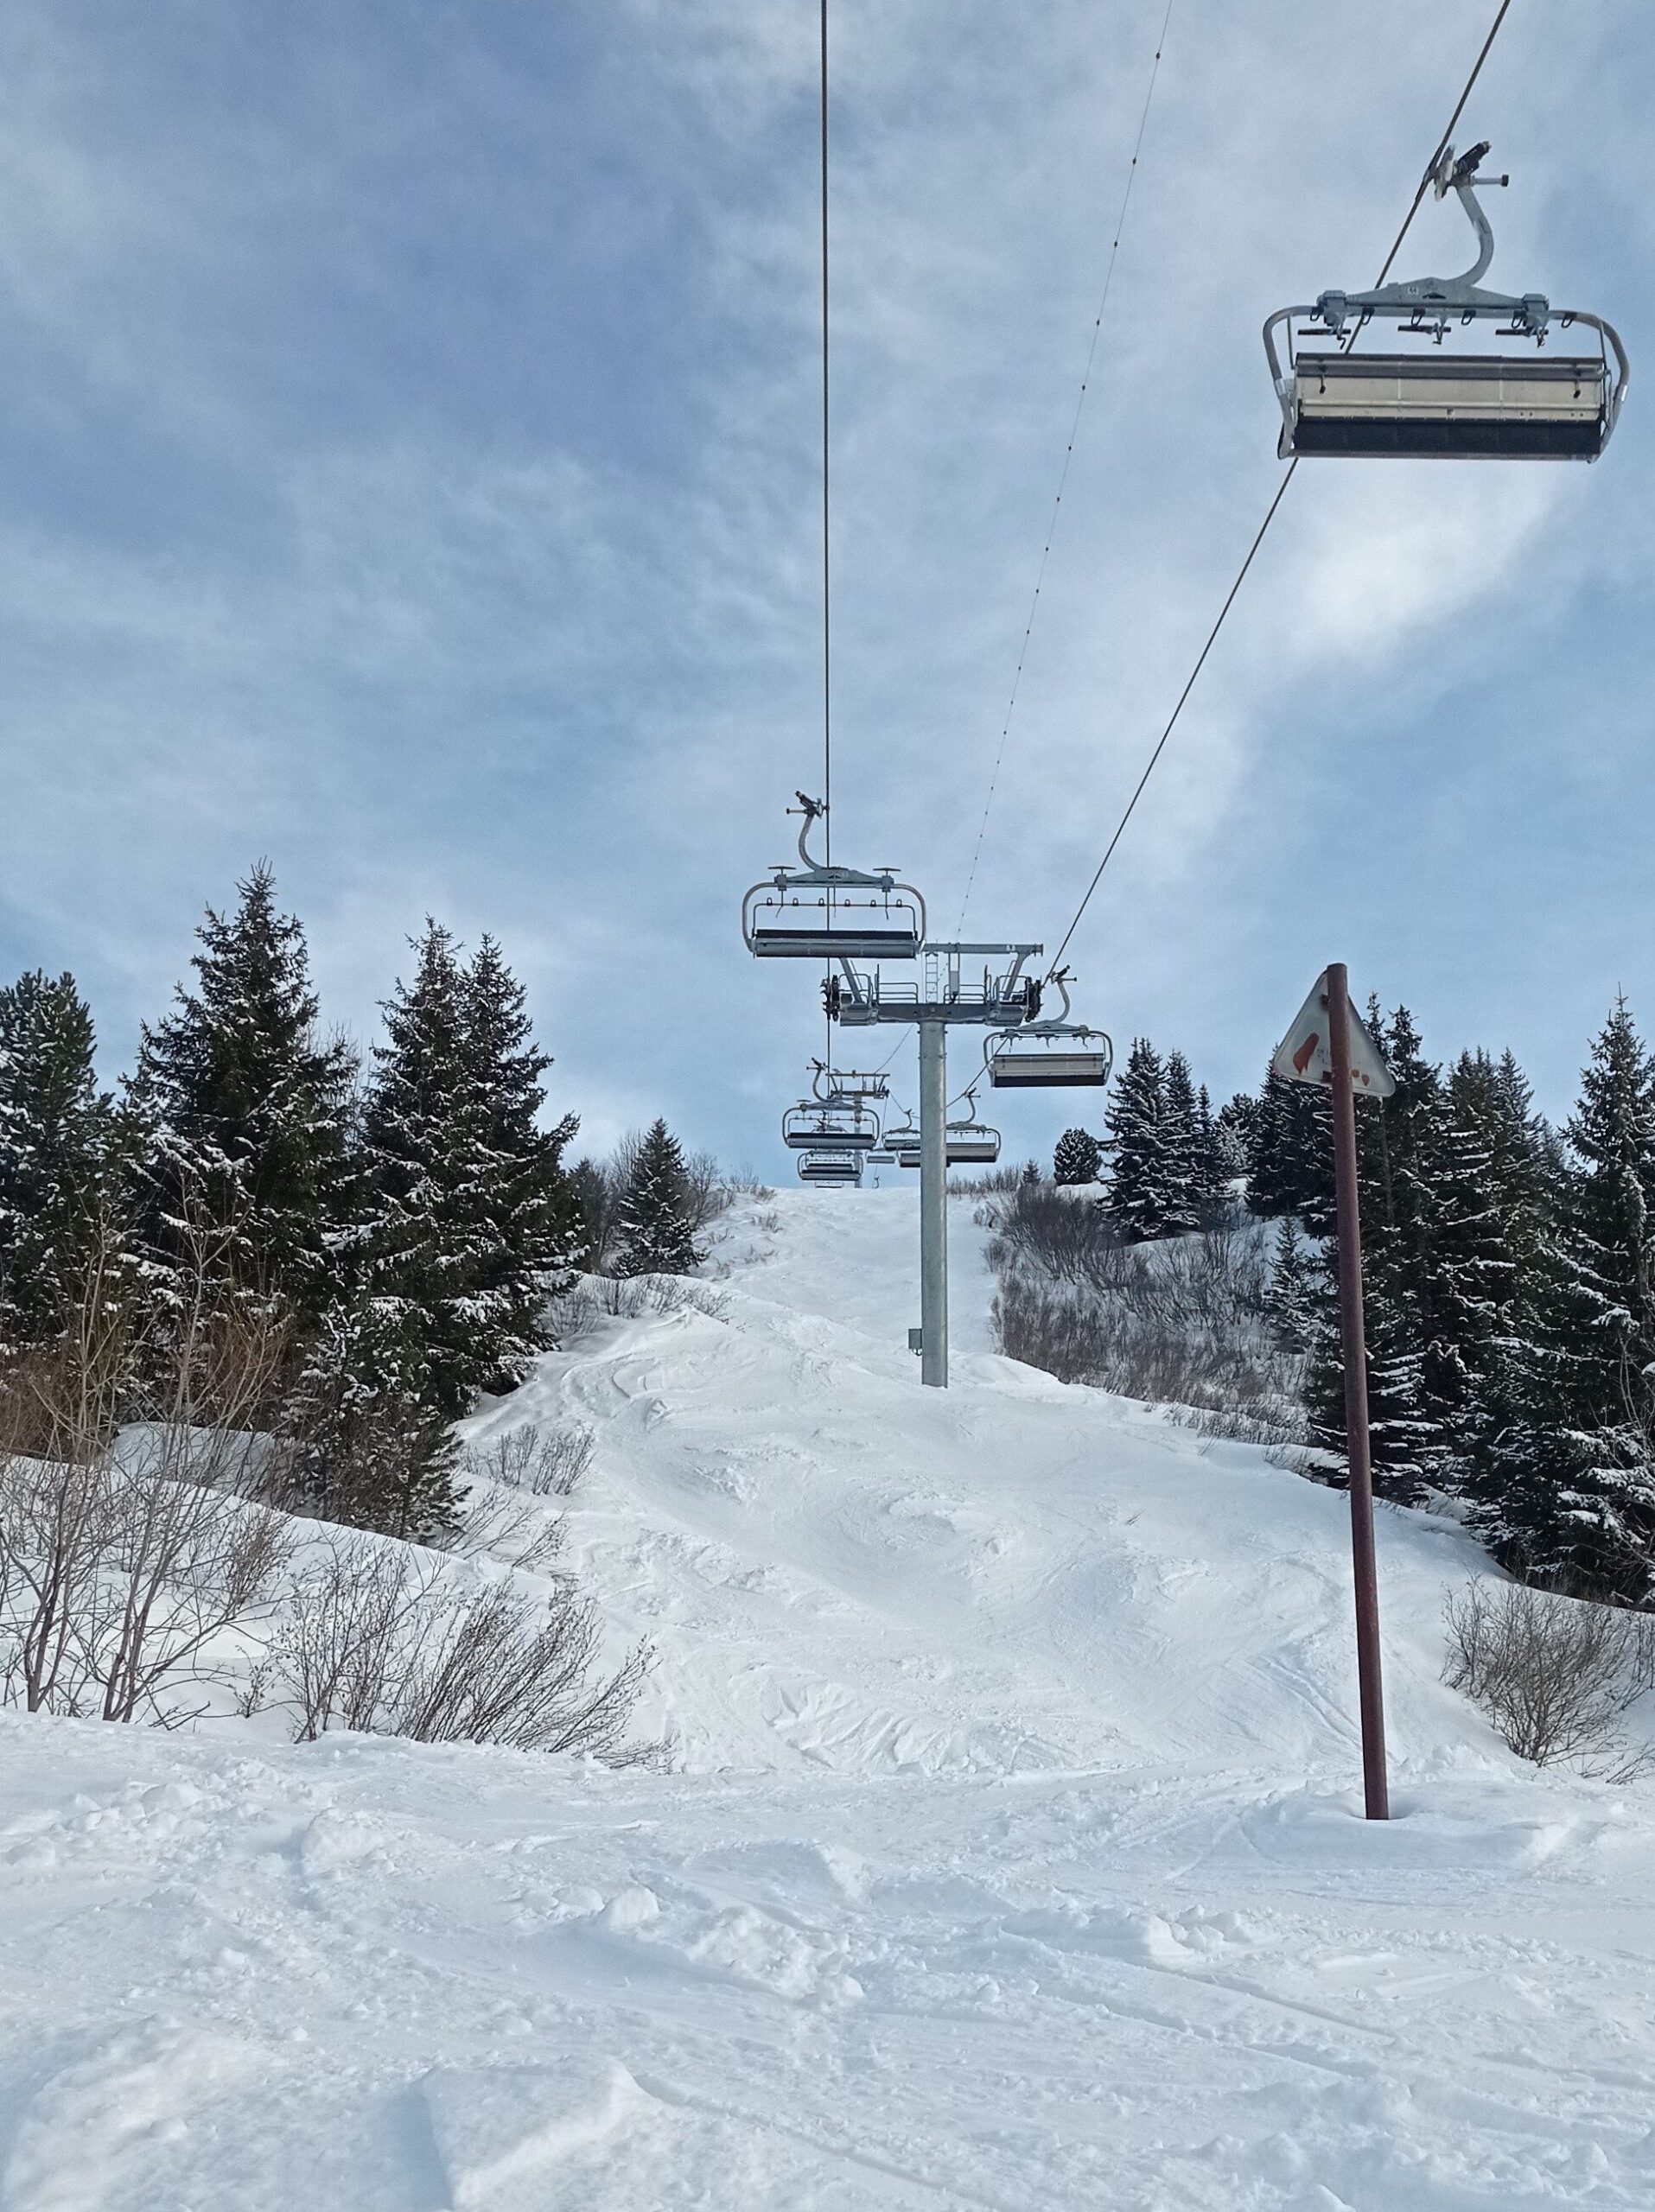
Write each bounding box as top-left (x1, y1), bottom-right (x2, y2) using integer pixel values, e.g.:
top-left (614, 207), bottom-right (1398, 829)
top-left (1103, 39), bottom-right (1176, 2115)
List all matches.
top-left (3, 1188), bottom-right (1654, 2209)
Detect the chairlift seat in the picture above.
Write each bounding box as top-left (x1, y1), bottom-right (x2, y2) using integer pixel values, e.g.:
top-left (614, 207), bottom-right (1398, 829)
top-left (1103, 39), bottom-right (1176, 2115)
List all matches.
top-left (750, 923), bottom-right (922, 961)
top-left (988, 1046), bottom-right (1111, 1088)
top-left (945, 1137), bottom-right (1001, 1164)
top-left (893, 1140), bottom-right (999, 1166)
top-left (1289, 350), bottom-right (1609, 460)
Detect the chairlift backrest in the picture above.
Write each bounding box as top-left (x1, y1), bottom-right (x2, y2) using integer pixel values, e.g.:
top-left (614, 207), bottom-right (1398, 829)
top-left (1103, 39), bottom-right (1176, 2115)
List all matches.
top-left (1264, 145), bottom-right (1628, 463)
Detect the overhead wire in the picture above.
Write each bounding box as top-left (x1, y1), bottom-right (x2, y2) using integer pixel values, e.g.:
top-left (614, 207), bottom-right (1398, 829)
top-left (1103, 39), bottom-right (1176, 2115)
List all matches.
top-left (955, 0), bottom-right (1176, 935)
top-left (1041, 0), bottom-right (1514, 982)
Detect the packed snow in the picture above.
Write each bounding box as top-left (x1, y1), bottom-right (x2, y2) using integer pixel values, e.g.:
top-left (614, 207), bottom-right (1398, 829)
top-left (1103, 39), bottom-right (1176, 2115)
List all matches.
top-left (3, 1187), bottom-right (1654, 2209)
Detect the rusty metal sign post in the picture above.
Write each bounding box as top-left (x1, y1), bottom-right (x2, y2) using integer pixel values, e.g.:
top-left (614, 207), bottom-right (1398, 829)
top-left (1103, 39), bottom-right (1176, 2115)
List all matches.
top-left (1272, 963), bottom-right (1396, 1821)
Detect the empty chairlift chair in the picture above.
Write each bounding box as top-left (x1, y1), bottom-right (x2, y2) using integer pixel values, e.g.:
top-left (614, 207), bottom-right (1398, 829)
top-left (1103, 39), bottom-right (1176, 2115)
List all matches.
top-left (743, 796), bottom-right (926, 962)
top-left (984, 970), bottom-right (1113, 1090)
top-left (1264, 144), bottom-right (1628, 462)
top-left (798, 1149), bottom-right (863, 1185)
top-left (781, 1097), bottom-right (882, 1153)
top-left (882, 1112), bottom-right (921, 1169)
top-left (944, 1097), bottom-right (1002, 1166)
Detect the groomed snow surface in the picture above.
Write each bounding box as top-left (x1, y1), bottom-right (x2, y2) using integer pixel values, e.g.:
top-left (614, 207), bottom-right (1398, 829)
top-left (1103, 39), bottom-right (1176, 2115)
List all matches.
top-left (4, 1188), bottom-right (1654, 2209)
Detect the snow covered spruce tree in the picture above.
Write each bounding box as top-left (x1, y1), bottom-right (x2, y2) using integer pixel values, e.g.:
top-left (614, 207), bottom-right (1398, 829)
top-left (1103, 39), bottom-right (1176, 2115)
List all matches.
top-left (280, 1289), bottom-right (462, 1541)
top-left (1265, 1217), bottom-right (1319, 1356)
top-left (1052, 1127), bottom-right (1101, 1187)
top-left (0, 971), bottom-right (118, 1348)
top-left (464, 934), bottom-right (583, 1366)
top-left (1421, 1050), bottom-right (1534, 1472)
top-left (1303, 1004), bottom-right (1446, 1504)
top-left (1194, 1084), bottom-right (1232, 1219)
top-left (1471, 999), bottom-right (1655, 1599)
top-left (614, 1120), bottom-right (703, 1276)
top-left (1104, 1039), bottom-right (1169, 1243)
top-left (1160, 1051), bottom-right (1205, 1236)
top-left (1213, 1090), bottom-right (1260, 1187)
top-left (360, 922), bottom-right (582, 1423)
top-left (124, 864), bottom-right (355, 1326)
top-left (1245, 1065), bottom-right (1332, 1231)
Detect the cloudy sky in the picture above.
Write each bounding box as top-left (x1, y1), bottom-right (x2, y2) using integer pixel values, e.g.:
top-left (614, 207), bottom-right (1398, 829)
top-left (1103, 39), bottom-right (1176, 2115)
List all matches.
top-left (0, 0), bottom-right (1649, 1169)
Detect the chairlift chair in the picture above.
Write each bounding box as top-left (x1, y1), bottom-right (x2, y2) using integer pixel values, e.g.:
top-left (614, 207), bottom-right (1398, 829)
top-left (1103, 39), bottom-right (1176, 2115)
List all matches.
top-left (944, 1094), bottom-right (1002, 1166)
top-left (1264, 144), bottom-right (1628, 461)
top-left (781, 1098), bottom-right (882, 1153)
top-left (984, 970), bottom-right (1113, 1090)
top-left (798, 1149), bottom-right (863, 1185)
top-left (744, 797), bottom-right (926, 961)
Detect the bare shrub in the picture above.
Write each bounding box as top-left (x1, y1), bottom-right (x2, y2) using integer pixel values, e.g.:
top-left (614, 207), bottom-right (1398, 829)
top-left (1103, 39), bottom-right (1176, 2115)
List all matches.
top-left (385, 1579), bottom-right (646, 1756)
top-left (680, 1149), bottom-right (729, 1236)
top-left (589, 1274), bottom-right (729, 1322)
top-left (439, 1491), bottom-right (566, 1575)
top-left (0, 1223), bottom-right (295, 1723)
top-left (984, 1183), bottom-right (1116, 1285)
top-left (277, 1538), bottom-right (649, 1760)
top-left (278, 1538), bottom-right (415, 1738)
top-left (986, 1205), bottom-right (1298, 1442)
top-left (990, 1279), bottom-right (1117, 1387)
top-left (464, 1424), bottom-right (594, 1498)
top-left (1443, 1580), bottom-right (1655, 1776)
top-left (953, 1162), bottom-right (1036, 1196)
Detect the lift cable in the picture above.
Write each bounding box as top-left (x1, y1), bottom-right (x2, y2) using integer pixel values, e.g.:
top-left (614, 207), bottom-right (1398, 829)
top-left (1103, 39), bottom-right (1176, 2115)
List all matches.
top-left (1042, 0), bottom-right (1513, 982)
top-left (955, 0), bottom-right (1176, 935)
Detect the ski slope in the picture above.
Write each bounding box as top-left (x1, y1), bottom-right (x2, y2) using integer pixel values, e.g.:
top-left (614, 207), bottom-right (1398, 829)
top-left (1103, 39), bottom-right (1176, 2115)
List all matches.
top-left (3, 1189), bottom-right (1654, 2209)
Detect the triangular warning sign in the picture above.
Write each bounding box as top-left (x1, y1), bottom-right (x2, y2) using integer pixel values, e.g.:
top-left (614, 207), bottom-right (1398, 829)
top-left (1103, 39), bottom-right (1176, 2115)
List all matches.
top-left (1271, 970), bottom-right (1396, 1097)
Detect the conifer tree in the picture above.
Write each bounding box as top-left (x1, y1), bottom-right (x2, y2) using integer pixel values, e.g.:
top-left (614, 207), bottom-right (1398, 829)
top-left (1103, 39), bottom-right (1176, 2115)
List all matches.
top-left (615, 1121), bottom-right (703, 1276)
top-left (1473, 999), bottom-right (1655, 1598)
top-left (461, 935), bottom-right (583, 1387)
top-left (363, 922), bottom-right (578, 1420)
top-left (1424, 1052), bottom-right (1529, 1471)
top-left (1104, 1039), bottom-right (1169, 1243)
top-left (1246, 1066), bottom-right (1333, 1231)
top-left (1214, 1092), bottom-right (1259, 1185)
top-left (1161, 1052), bottom-right (1203, 1236)
top-left (124, 865), bottom-right (355, 1323)
top-left (1265, 1216), bottom-right (1318, 1354)
top-left (281, 1290), bottom-right (461, 1541)
top-left (1303, 1005), bottom-right (1445, 1504)
top-left (1194, 1084), bottom-right (1231, 1219)
top-left (0, 972), bottom-right (117, 1346)
top-left (1053, 1127), bottom-right (1101, 1187)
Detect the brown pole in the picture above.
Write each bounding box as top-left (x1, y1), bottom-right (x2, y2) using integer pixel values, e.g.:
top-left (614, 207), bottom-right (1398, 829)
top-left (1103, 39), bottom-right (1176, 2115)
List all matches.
top-left (1326, 962), bottom-right (1390, 1820)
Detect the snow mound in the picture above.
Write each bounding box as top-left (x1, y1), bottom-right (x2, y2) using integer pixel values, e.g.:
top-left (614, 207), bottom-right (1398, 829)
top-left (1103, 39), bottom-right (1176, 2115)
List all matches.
top-left (474, 1188), bottom-right (1488, 1780)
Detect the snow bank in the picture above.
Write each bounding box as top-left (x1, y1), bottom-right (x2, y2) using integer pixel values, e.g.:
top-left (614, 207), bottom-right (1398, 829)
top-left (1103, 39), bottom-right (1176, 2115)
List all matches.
top-left (2, 1186), bottom-right (1652, 2208)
